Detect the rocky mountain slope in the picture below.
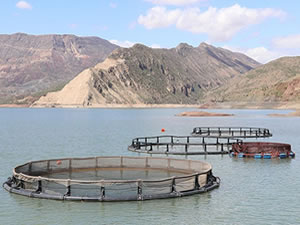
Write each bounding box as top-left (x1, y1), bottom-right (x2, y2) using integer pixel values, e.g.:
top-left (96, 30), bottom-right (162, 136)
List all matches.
top-left (0, 33), bottom-right (118, 104)
top-left (33, 42), bottom-right (260, 107)
top-left (206, 56), bottom-right (300, 105)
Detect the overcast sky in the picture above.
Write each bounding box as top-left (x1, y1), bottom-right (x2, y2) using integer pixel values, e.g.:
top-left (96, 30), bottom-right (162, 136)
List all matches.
top-left (2, 0), bottom-right (300, 63)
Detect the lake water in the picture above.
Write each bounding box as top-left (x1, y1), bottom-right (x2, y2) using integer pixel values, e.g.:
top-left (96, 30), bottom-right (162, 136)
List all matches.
top-left (0, 108), bottom-right (300, 225)
top-left (44, 168), bottom-right (188, 180)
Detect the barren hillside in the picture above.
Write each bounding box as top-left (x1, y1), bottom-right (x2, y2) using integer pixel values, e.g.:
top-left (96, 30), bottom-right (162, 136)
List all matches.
top-left (0, 33), bottom-right (118, 104)
top-left (33, 42), bottom-right (259, 107)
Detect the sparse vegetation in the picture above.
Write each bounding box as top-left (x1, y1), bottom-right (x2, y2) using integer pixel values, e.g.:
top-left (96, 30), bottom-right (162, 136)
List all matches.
top-left (207, 56), bottom-right (300, 104)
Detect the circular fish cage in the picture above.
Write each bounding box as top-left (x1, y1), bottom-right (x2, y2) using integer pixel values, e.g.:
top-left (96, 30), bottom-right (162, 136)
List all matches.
top-left (191, 127), bottom-right (272, 138)
top-left (231, 142), bottom-right (295, 159)
top-left (3, 156), bottom-right (220, 201)
top-left (128, 135), bottom-right (241, 155)
top-left (129, 127), bottom-right (274, 155)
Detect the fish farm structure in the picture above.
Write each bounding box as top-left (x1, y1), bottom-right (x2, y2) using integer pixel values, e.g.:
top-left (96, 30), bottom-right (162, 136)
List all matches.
top-left (191, 127), bottom-right (272, 138)
top-left (3, 156), bottom-right (220, 201)
top-left (231, 142), bottom-right (295, 159)
top-left (3, 126), bottom-right (294, 202)
top-left (129, 127), bottom-right (295, 158)
top-left (129, 135), bottom-right (241, 155)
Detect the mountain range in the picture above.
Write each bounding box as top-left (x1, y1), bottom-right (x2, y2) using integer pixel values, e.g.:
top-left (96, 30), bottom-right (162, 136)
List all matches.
top-left (32, 42), bottom-right (259, 107)
top-left (0, 33), bottom-right (118, 104)
top-left (1, 33), bottom-right (299, 109)
top-left (205, 56), bottom-right (300, 108)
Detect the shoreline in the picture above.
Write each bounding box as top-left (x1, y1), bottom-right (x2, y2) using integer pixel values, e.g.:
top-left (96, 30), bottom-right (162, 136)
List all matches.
top-left (0, 101), bottom-right (299, 110)
top-left (0, 104), bottom-right (30, 108)
top-left (30, 103), bottom-right (201, 109)
top-left (2, 103), bottom-right (300, 117)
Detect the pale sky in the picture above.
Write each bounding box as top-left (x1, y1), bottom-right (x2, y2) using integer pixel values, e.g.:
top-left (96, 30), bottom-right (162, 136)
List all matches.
top-left (2, 0), bottom-right (300, 63)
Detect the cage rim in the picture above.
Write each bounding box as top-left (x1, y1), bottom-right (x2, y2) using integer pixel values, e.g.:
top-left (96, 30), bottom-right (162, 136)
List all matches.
top-left (12, 156), bottom-right (213, 185)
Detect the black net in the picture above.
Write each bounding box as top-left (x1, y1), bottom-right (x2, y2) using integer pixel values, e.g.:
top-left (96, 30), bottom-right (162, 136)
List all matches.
top-left (4, 156), bottom-right (219, 201)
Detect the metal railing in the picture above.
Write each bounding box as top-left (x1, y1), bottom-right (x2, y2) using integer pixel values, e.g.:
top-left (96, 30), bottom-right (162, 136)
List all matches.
top-left (191, 127), bottom-right (272, 138)
top-left (129, 135), bottom-right (242, 155)
top-left (129, 127), bottom-right (272, 155)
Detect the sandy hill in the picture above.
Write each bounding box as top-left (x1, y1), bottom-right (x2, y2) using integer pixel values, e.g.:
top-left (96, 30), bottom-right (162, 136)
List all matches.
top-left (206, 56), bottom-right (300, 108)
top-left (32, 42), bottom-right (259, 107)
top-left (0, 33), bottom-right (118, 104)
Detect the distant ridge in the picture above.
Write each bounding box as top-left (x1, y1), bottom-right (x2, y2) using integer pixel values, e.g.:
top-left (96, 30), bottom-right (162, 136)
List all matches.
top-left (0, 33), bottom-right (118, 104)
top-left (33, 42), bottom-right (260, 107)
top-left (206, 56), bottom-right (300, 108)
